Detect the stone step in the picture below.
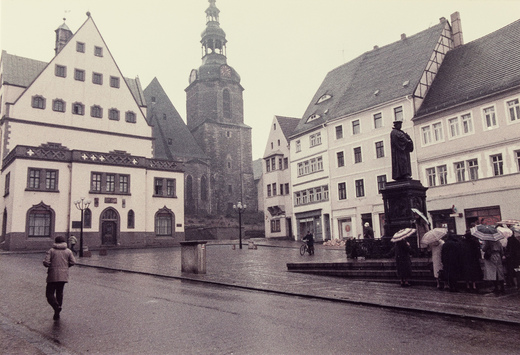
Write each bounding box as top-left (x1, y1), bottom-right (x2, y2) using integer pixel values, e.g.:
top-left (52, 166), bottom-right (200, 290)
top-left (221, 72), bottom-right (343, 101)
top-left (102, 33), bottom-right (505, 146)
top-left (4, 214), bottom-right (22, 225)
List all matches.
top-left (287, 260), bottom-right (433, 272)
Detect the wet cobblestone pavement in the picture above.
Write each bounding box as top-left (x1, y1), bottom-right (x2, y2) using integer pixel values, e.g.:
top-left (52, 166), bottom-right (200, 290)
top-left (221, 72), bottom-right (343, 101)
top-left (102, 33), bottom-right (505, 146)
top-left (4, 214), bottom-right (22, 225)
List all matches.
top-left (74, 239), bottom-right (520, 325)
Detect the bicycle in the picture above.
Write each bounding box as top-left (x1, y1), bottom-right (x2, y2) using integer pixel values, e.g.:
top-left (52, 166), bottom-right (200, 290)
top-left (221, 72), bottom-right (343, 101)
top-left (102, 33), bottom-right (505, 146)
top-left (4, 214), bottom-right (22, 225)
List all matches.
top-left (300, 242), bottom-right (314, 256)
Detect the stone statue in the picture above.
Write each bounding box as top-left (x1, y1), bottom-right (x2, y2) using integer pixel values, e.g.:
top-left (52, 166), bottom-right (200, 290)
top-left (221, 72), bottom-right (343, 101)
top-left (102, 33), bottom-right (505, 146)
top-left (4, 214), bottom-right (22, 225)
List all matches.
top-left (390, 120), bottom-right (413, 181)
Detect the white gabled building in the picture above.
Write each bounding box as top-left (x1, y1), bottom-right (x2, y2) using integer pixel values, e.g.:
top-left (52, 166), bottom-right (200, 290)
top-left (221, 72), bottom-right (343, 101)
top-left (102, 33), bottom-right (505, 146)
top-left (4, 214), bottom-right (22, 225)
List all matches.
top-left (0, 14), bottom-right (184, 251)
top-left (289, 14), bottom-right (461, 241)
top-left (414, 18), bottom-right (520, 233)
top-left (262, 115), bottom-right (299, 238)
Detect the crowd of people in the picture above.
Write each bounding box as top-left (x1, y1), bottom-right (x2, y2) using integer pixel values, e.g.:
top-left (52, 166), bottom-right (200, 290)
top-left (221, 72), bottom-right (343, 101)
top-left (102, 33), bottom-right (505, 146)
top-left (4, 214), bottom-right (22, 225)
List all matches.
top-left (431, 226), bottom-right (520, 294)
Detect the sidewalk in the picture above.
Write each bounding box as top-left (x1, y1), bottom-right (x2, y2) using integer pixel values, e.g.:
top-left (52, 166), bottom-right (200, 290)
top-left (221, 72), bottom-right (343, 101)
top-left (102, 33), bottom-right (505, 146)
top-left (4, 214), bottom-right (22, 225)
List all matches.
top-left (74, 238), bottom-right (520, 325)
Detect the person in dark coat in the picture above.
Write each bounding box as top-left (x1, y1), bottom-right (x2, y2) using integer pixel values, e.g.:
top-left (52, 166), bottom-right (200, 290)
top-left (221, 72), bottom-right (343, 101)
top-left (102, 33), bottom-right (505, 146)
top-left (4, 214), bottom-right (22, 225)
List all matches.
top-left (441, 233), bottom-right (464, 292)
top-left (395, 239), bottom-right (412, 287)
top-left (462, 230), bottom-right (483, 292)
top-left (303, 231), bottom-right (314, 255)
top-left (505, 230), bottom-right (520, 288)
top-left (43, 236), bottom-right (76, 320)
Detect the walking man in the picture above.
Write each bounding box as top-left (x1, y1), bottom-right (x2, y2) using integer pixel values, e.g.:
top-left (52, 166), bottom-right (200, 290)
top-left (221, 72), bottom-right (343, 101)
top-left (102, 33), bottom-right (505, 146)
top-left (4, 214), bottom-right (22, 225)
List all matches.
top-left (43, 236), bottom-right (76, 320)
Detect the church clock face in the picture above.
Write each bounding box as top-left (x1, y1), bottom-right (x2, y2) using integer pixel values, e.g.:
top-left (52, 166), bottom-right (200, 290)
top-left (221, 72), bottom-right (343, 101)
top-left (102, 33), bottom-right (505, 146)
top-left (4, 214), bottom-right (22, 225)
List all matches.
top-left (189, 69), bottom-right (198, 84)
top-left (220, 65), bottom-right (231, 78)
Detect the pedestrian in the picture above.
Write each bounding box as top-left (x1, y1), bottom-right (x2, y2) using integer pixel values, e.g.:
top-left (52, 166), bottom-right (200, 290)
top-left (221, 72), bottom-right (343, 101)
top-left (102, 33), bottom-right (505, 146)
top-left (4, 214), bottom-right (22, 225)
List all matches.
top-left (441, 233), bottom-right (464, 292)
top-left (363, 222), bottom-right (374, 239)
top-left (505, 228), bottom-right (520, 289)
top-left (429, 239), bottom-right (445, 290)
top-left (43, 236), bottom-right (76, 320)
top-left (395, 239), bottom-right (412, 287)
top-left (303, 231), bottom-right (314, 255)
top-left (68, 234), bottom-right (78, 255)
top-left (462, 230), bottom-right (483, 292)
top-left (482, 238), bottom-right (505, 294)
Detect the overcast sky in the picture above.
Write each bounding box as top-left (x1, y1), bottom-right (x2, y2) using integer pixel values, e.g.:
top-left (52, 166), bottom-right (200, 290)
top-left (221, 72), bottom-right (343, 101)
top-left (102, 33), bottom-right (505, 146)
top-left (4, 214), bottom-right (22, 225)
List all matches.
top-left (2, 0), bottom-right (519, 160)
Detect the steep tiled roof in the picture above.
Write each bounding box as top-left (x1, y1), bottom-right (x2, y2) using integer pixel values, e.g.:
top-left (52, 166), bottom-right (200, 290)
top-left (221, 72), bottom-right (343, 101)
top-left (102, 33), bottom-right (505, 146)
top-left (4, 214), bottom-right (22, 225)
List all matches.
top-left (416, 19), bottom-right (520, 117)
top-left (293, 20), bottom-right (447, 136)
top-left (1, 51), bottom-right (47, 88)
top-left (144, 77), bottom-right (208, 161)
top-left (276, 115), bottom-right (300, 139)
top-left (124, 77), bottom-right (147, 107)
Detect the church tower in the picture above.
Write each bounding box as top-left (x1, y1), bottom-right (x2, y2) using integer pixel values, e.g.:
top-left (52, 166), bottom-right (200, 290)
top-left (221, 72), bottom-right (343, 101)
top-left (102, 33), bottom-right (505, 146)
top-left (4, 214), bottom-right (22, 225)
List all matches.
top-left (186, 0), bottom-right (256, 215)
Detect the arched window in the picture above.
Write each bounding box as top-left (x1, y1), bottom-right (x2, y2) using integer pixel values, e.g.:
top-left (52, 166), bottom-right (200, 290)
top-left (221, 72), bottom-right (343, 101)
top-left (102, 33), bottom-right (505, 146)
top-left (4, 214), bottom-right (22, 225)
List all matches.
top-left (186, 175), bottom-right (193, 201)
top-left (155, 207), bottom-right (174, 236)
top-left (127, 210), bottom-right (135, 229)
top-left (27, 202), bottom-right (54, 237)
top-left (84, 208), bottom-right (92, 229)
top-left (201, 175), bottom-right (208, 201)
top-left (223, 89), bottom-right (231, 118)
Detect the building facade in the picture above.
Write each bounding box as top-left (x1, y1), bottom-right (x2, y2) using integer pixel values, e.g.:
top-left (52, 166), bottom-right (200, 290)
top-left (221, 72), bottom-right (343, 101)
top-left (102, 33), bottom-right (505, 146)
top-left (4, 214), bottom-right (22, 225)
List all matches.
top-left (0, 14), bottom-right (184, 251)
top-left (414, 18), bottom-right (520, 234)
top-left (286, 15), bottom-right (458, 241)
top-left (263, 116), bottom-right (299, 238)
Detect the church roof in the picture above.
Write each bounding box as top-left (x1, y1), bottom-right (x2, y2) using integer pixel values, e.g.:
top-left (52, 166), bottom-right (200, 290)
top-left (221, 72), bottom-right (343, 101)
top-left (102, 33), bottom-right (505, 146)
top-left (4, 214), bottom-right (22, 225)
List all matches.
top-left (275, 115), bottom-right (300, 140)
top-left (415, 19), bottom-right (520, 118)
top-left (144, 77), bottom-right (208, 161)
top-left (293, 20), bottom-right (447, 136)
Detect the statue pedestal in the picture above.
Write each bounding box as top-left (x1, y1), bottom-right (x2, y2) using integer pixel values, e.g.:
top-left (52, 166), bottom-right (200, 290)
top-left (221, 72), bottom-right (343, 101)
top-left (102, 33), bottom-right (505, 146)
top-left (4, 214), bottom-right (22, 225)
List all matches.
top-left (381, 180), bottom-right (428, 240)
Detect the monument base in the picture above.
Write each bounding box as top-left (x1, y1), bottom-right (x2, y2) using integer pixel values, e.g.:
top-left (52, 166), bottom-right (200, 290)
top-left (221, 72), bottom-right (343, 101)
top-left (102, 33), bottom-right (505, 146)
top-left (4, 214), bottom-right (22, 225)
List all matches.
top-left (381, 179), bottom-right (428, 240)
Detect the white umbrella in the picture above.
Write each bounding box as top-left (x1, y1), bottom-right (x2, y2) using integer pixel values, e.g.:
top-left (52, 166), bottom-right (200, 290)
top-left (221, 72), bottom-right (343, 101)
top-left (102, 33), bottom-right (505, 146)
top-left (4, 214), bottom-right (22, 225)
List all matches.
top-left (391, 228), bottom-right (416, 242)
top-left (497, 226), bottom-right (513, 247)
top-left (421, 228), bottom-right (448, 245)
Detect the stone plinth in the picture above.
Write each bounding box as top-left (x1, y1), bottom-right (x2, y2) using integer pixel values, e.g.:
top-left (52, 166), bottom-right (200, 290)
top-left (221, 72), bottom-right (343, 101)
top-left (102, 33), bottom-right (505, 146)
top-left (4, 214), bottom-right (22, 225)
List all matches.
top-left (180, 241), bottom-right (207, 274)
top-left (381, 179), bottom-right (428, 239)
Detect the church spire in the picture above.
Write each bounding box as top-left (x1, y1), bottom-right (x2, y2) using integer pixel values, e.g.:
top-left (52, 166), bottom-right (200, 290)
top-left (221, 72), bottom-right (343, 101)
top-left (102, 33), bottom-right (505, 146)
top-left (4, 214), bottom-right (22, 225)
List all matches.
top-left (200, 0), bottom-right (227, 63)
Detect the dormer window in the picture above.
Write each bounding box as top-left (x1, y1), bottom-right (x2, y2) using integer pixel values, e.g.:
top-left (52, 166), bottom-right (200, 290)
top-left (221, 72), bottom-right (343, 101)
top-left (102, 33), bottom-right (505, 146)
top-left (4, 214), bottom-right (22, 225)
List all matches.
top-left (306, 114), bottom-right (321, 123)
top-left (316, 94), bottom-right (332, 104)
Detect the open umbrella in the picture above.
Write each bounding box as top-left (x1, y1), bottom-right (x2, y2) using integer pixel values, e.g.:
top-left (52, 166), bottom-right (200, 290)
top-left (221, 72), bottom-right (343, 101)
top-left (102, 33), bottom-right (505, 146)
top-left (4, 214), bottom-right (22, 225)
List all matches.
top-left (470, 224), bottom-right (505, 241)
top-left (391, 228), bottom-right (416, 242)
top-left (497, 226), bottom-right (513, 247)
top-left (421, 228), bottom-right (448, 245)
top-left (497, 219), bottom-right (520, 226)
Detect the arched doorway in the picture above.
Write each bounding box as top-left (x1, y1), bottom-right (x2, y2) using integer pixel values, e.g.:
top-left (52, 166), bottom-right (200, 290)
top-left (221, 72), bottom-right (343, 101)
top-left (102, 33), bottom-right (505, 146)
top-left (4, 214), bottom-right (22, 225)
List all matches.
top-left (100, 208), bottom-right (119, 245)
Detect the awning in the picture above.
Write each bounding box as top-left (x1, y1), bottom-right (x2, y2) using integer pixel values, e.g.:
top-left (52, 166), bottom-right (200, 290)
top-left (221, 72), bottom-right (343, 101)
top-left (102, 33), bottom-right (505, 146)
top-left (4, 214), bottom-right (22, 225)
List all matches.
top-left (412, 208), bottom-right (430, 225)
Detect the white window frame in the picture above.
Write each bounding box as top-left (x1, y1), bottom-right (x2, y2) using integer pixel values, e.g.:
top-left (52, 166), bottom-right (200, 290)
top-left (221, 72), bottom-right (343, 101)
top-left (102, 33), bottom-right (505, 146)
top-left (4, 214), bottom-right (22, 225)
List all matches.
top-left (422, 126), bottom-right (432, 145)
top-left (448, 117), bottom-right (460, 138)
top-left (432, 122), bottom-right (444, 143)
top-left (454, 161), bottom-right (465, 182)
top-left (483, 105), bottom-right (498, 129)
top-left (373, 112), bottom-right (383, 129)
top-left (335, 125), bottom-right (343, 140)
top-left (352, 120), bottom-right (360, 135)
top-left (426, 167), bottom-right (436, 187)
top-left (467, 159), bottom-right (479, 180)
top-left (491, 154), bottom-right (504, 176)
top-left (506, 97), bottom-right (520, 124)
top-left (461, 112), bottom-right (474, 135)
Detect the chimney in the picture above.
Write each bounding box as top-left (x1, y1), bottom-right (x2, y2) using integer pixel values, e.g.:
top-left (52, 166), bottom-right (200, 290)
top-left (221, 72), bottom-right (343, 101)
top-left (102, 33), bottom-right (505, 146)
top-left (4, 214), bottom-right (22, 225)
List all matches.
top-left (450, 12), bottom-right (464, 48)
top-left (401, 33), bottom-right (406, 40)
top-left (54, 20), bottom-right (73, 55)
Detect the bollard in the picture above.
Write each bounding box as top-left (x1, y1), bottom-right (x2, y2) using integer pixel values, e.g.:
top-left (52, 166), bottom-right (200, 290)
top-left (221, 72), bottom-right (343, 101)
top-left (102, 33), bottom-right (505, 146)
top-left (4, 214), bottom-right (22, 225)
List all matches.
top-left (232, 244), bottom-right (236, 250)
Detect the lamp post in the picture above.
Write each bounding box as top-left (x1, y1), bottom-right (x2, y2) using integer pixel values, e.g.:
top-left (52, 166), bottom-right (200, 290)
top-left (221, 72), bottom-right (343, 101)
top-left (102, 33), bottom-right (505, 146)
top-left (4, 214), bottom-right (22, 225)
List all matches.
top-left (74, 198), bottom-right (91, 257)
top-left (233, 202), bottom-right (247, 249)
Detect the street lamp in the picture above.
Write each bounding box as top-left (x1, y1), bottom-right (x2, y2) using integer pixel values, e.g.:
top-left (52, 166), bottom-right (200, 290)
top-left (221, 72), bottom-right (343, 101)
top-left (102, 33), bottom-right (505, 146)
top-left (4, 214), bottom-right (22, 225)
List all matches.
top-left (233, 202), bottom-right (247, 249)
top-left (74, 197), bottom-right (91, 257)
